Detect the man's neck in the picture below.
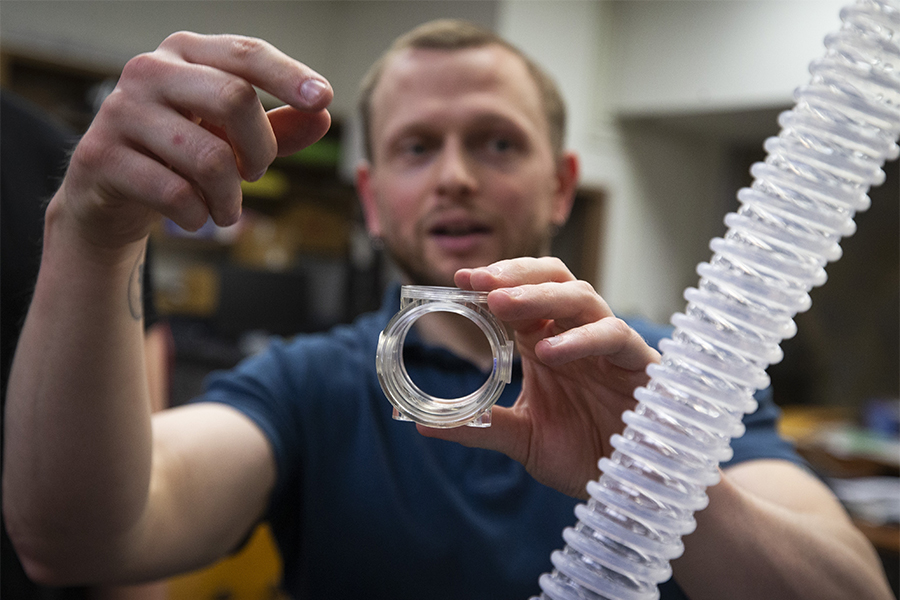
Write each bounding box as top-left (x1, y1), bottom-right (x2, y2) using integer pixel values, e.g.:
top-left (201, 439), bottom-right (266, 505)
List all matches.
top-left (413, 311), bottom-right (499, 372)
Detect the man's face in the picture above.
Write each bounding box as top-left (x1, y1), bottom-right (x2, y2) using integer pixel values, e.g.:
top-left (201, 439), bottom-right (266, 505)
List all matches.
top-left (358, 44), bottom-right (577, 287)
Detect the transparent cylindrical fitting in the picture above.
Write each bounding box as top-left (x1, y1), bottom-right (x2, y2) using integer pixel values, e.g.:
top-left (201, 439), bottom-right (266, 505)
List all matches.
top-left (376, 285), bottom-right (514, 428)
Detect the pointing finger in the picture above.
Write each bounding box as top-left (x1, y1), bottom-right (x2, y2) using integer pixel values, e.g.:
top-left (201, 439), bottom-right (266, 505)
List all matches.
top-left (484, 280), bottom-right (611, 329)
top-left (159, 32), bottom-right (333, 111)
top-left (456, 257), bottom-right (576, 291)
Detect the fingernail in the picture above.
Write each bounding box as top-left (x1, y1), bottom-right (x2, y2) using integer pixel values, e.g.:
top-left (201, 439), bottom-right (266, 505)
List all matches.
top-left (300, 79), bottom-right (328, 105)
top-left (503, 287), bottom-right (523, 299)
top-left (485, 264), bottom-right (503, 276)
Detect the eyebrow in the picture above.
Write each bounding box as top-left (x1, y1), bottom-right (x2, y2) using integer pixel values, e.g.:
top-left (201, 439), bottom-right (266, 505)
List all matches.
top-left (384, 111), bottom-right (534, 146)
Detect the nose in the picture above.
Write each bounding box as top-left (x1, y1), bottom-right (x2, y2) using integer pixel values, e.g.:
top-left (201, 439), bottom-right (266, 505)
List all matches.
top-left (435, 137), bottom-right (478, 199)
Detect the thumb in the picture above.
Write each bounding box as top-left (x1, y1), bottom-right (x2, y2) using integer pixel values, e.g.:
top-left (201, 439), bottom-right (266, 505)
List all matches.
top-left (416, 406), bottom-right (531, 465)
top-left (267, 106), bottom-right (332, 157)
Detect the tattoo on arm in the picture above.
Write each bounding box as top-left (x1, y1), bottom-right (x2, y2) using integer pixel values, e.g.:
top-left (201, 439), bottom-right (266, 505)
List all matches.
top-left (128, 247), bottom-right (146, 321)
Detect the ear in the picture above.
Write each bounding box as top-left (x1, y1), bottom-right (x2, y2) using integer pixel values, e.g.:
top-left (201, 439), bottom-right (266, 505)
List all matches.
top-left (355, 160), bottom-right (382, 238)
top-left (551, 151), bottom-right (580, 227)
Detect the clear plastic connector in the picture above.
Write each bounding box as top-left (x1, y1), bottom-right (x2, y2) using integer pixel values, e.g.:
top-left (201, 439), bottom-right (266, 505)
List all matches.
top-left (376, 285), bottom-right (514, 428)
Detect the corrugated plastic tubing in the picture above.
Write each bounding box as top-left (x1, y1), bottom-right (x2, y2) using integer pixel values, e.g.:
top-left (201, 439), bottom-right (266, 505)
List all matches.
top-left (535, 1), bottom-right (900, 598)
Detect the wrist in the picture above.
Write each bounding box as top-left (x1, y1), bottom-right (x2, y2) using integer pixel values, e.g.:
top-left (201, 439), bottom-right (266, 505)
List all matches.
top-left (43, 186), bottom-right (150, 268)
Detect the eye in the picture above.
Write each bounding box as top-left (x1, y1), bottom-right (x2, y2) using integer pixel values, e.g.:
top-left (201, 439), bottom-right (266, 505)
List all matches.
top-left (475, 132), bottom-right (524, 163)
top-left (406, 141), bottom-right (427, 155)
top-left (397, 136), bottom-right (437, 160)
top-left (490, 137), bottom-right (513, 153)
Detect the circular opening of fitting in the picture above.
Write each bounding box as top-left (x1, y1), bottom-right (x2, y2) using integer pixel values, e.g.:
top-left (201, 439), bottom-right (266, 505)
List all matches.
top-left (404, 312), bottom-right (490, 397)
top-left (376, 285), bottom-right (514, 429)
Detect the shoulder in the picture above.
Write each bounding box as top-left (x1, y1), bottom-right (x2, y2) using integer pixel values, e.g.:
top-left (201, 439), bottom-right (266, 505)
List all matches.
top-left (208, 311), bottom-right (384, 398)
top-left (199, 313), bottom-right (391, 493)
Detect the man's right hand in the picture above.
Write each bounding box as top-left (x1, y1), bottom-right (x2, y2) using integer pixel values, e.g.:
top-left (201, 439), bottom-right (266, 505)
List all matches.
top-left (4, 33), bottom-right (332, 585)
top-left (56, 31), bottom-right (333, 250)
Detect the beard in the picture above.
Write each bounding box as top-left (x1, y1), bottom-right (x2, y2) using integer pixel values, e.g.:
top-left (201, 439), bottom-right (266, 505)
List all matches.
top-left (382, 224), bottom-right (557, 288)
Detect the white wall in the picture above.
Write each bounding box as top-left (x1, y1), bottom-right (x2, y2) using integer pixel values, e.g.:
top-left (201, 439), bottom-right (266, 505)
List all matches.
top-left (610, 0), bottom-right (848, 115)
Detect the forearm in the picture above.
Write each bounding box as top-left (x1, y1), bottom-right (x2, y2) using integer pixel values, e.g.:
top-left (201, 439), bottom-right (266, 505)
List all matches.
top-left (672, 462), bottom-right (892, 600)
top-left (3, 197), bottom-right (155, 578)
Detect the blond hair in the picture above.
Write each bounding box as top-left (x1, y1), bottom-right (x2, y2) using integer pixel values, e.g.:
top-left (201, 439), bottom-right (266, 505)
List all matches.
top-left (358, 19), bottom-right (567, 160)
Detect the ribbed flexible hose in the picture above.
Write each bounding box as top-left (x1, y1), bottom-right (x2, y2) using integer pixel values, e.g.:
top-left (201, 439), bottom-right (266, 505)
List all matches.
top-left (536, 1), bottom-right (900, 598)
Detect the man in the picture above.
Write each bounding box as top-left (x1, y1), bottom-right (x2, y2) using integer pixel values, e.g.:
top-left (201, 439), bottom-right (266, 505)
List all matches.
top-left (4, 19), bottom-right (892, 600)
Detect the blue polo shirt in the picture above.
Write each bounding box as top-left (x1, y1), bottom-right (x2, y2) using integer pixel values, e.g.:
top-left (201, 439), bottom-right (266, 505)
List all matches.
top-left (202, 284), bottom-right (800, 599)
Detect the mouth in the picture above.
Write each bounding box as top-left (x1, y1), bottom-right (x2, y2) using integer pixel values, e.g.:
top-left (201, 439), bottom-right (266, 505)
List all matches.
top-left (428, 218), bottom-right (493, 253)
top-left (430, 222), bottom-right (492, 237)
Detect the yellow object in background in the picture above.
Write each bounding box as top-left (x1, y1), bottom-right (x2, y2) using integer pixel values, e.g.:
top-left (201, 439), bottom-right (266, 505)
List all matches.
top-left (240, 169), bottom-right (291, 200)
top-left (155, 263), bottom-right (220, 318)
top-left (167, 523), bottom-right (286, 600)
